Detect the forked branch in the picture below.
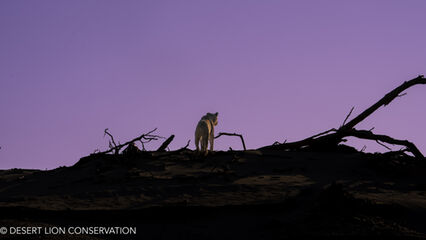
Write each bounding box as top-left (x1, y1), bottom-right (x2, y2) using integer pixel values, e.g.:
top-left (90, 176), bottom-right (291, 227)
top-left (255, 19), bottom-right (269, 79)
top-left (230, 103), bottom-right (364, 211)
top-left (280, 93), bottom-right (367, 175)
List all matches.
top-left (104, 128), bottom-right (118, 154)
top-left (342, 129), bottom-right (424, 159)
top-left (340, 75), bottom-right (426, 131)
top-left (215, 132), bottom-right (247, 151)
top-left (260, 75), bottom-right (426, 160)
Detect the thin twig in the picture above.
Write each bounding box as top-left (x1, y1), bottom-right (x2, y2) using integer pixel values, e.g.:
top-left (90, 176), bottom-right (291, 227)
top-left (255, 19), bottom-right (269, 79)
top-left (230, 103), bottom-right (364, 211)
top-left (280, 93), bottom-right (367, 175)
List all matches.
top-left (342, 106), bottom-right (354, 126)
top-left (376, 140), bottom-right (392, 151)
top-left (104, 128), bottom-right (118, 154)
top-left (310, 128), bottom-right (337, 139)
top-left (181, 140), bottom-right (191, 149)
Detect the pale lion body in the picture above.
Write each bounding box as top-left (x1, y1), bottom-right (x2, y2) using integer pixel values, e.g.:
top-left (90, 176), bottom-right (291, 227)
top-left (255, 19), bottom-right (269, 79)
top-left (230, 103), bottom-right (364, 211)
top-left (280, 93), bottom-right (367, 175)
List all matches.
top-left (195, 112), bottom-right (218, 155)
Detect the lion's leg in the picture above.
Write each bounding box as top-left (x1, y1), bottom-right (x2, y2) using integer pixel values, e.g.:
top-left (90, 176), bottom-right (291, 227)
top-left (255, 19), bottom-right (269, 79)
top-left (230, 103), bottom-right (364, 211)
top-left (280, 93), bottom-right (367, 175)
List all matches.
top-left (202, 136), bottom-right (209, 156)
top-left (209, 130), bottom-right (214, 151)
top-left (195, 132), bottom-right (200, 151)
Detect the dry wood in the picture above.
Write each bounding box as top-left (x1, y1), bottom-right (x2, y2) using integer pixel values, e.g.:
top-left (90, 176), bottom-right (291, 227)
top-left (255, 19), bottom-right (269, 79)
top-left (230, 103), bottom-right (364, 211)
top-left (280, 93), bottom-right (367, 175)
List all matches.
top-left (180, 140), bottom-right (191, 150)
top-left (342, 106), bottom-right (354, 126)
top-left (340, 75), bottom-right (426, 131)
top-left (215, 132), bottom-right (247, 151)
top-left (343, 129), bottom-right (424, 159)
top-left (101, 128), bottom-right (163, 154)
top-left (157, 135), bottom-right (175, 152)
top-left (259, 75), bottom-right (426, 160)
top-left (151, 140), bottom-right (192, 157)
top-left (259, 128), bottom-right (338, 151)
top-left (104, 128), bottom-right (118, 154)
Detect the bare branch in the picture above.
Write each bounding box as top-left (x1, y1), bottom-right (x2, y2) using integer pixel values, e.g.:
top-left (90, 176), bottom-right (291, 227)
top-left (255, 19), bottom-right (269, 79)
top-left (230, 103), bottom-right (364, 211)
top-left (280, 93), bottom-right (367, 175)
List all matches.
top-left (151, 140), bottom-right (192, 158)
top-left (104, 128), bottom-right (118, 154)
top-left (309, 128), bottom-right (338, 139)
top-left (260, 75), bottom-right (426, 160)
top-left (342, 106), bottom-right (354, 126)
top-left (157, 135), bottom-right (175, 152)
top-left (343, 129), bottom-right (424, 159)
top-left (100, 128), bottom-right (163, 154)
top-left (181, 140), bottom-right (191, 150)
top-left (215, 132), bottom-right (247, 151)
top-left (341, 75), bottom-right (426, 131)
top-left (260, 128), bottom-right (339, 151)
top-left (376, 140), bottom-right (392, 151)
top-left (140, 140), bottom-right (146, 151)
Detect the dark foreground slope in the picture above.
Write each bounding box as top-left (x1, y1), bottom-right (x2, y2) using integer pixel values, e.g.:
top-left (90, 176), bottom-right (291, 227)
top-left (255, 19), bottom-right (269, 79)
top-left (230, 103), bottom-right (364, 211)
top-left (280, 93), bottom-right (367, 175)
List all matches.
top-left (1, 147), bottom-right (426, 239)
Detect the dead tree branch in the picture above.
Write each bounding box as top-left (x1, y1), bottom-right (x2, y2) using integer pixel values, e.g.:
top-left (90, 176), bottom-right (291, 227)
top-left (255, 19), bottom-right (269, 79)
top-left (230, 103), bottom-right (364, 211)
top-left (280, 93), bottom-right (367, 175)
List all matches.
top-left (261, 127), bottom-right (424, 159)
top-left (259, 75), bottom-right (426, 160)
top-left (104, 128), bottom-right (118, 154)
top-left (180, 140), bottom-right (191, 150)
top-left (343, 129), bottom-right (424, 159)
top-left (308, 128), bottom-right (338, 139)
top-left (215, 132), bottom-right (246, 151)
top-left (342, 107), bottom-right (354, 126)
top-left (151, 140), bottom-right (191, 157)
top-left (376, 140), bottom-right (392, 151)
top-left (157, 135), bottom-right (175, 152)
top-left (101, 128), bottom-right (163, 154)
top-left (260, 128), bottom-right (338, 151)
top-left (340, 75), bottom-right (426, 131)
top-left (173, 140), bottom-right (191, 153)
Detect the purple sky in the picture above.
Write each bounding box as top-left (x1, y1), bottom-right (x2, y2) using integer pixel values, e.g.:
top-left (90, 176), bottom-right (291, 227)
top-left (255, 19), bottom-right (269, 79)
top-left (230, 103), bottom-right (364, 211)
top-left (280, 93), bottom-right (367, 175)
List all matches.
top-left (1, 0), bottom-right (426, 169)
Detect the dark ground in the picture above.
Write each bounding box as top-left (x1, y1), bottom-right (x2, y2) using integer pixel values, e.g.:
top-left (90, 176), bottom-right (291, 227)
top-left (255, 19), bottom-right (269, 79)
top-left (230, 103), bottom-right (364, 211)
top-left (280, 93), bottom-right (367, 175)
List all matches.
top-left (1, 146), bottom-right (426, 239)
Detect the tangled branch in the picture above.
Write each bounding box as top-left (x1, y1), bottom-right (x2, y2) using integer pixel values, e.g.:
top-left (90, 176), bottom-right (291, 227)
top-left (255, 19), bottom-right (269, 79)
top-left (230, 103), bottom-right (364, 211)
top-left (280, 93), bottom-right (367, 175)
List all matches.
top-left (101, 128), bottom-right (164, 154)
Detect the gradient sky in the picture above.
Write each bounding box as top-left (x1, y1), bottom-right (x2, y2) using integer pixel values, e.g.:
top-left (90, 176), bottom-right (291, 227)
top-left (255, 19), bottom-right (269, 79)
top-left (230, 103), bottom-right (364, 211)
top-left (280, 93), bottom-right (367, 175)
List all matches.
top-left (1, 0), bottom-right (426, 169)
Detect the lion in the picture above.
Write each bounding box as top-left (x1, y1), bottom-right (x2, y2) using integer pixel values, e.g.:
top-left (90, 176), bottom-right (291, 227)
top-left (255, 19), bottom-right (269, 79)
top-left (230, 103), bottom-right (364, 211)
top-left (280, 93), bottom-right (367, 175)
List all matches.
top-left (195, 112), bottom-right (219, 155)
